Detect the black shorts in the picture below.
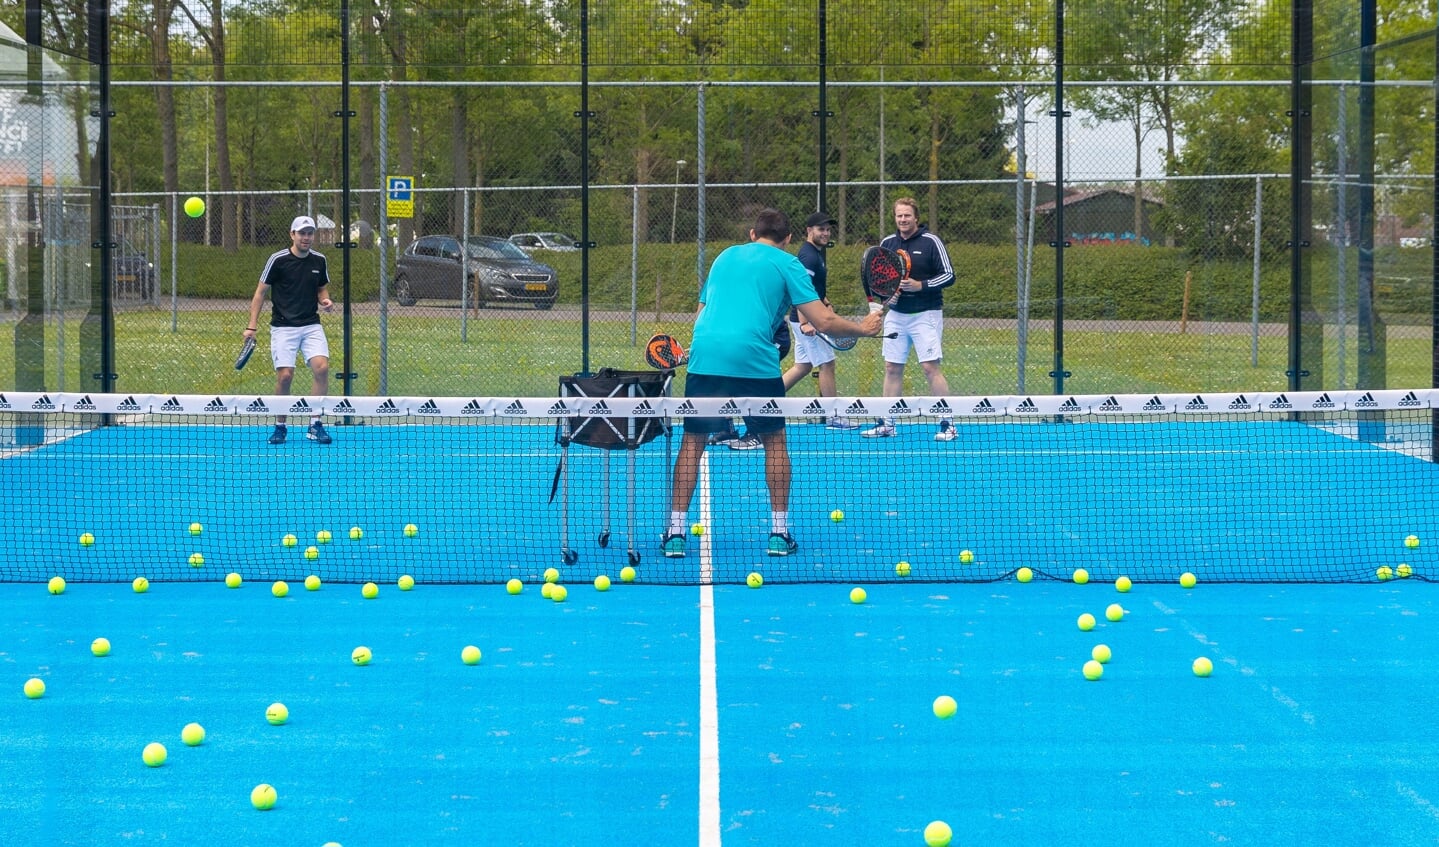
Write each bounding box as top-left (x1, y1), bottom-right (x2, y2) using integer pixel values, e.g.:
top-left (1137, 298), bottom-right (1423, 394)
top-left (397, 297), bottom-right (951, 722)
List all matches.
top-left (683, 373), bottom-right (787, 436)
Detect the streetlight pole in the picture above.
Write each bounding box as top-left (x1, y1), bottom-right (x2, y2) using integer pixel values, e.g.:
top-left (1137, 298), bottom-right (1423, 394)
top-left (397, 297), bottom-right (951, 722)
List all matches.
top-left (670, 159), bottom-right (686, 243)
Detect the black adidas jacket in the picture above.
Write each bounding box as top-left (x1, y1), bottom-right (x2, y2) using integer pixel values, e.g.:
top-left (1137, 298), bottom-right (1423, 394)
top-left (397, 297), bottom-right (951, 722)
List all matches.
top-left (877, 224), bottom-right (954, 315)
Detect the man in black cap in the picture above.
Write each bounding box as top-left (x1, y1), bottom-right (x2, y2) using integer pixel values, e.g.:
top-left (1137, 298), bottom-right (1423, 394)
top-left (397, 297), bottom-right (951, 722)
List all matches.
top-left (781, 211), bottom-right (856, 429)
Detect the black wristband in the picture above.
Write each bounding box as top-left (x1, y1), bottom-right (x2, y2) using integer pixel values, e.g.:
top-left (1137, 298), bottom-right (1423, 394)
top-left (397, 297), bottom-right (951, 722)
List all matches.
top-left (245, 327), bottom-right (257, 331)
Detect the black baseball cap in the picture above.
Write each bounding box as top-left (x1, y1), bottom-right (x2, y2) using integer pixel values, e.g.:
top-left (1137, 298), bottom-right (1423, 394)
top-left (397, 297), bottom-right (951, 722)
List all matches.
top-left (804, 212), bottom-right (837, 228)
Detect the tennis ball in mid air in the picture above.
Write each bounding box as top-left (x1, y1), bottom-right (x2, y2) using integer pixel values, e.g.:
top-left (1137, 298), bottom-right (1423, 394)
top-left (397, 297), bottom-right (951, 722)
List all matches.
top-left (1082, 660), bottom-right (1104, 681)
top-left (188, 553), bottom-right (205, 567)
top-left (361, 582), bottom-right (378, 599)
top-left (316, 529), bottom-right (332, 544)
top-left (265, 703), bottom-right (288, 725)
top-left (594, 575), bottom-right (611, 591)
top-left (690, 523), bottom-right (704, 536)
top-left (250, 783), bottom-right (277, 810)
top-left (506, 578), bottom-right (523, 595)
top-left (281, 534), bottom-right (297, 548)
top-left (959, 549), bottom-right (974, 564)
top-left (551, 585), bottom-right (568, 603)
top-left (91, 637), bottom-right (111, 657)
top-left (1105, 603), bottom-right (1125, 622)
top-left (895, 561), bottom-right (912, 577)
top-left (189, 522), bottom-right (203, 536)
top-left (23, 678), bottom-right (45, 699)
top-left (1405, 534), bottom-right (1420, 549)
top-left (1072, 568), bottom-right (1090, 585)
top-left (181, 722), bottom-right (206, 746)
top-left (1397, 563), bottom-right (1414, 578)
top-left (746, 572), bottom-right (763, 588)
top-left (79, 532), bottom-right (95, 547)
top-left (1179, 572), bottom-right (1197, 589)
top-left (849, 587), bottom-right (867, 604)
top-left (830, 509), bottom-right (844, 522)
top-left (923, 820), bottom-right (953, 847)
top-left (1192, 657), bottom-right (1214, 677)
top-left (461, 645), bottom-right (482, 665)
top-left (619, 566), bottom-right (637, 583)
top-left (1115, 576), bottom-right (1132, 593)
top-left (304, 546), bottom-right (319, 561)
top-left (1091, 644), bottom-right (1112, 664)
top-left (142, 742), bottom-right (167, 767)
top-left (1016, 567), bottom-right (1033, 583)
top-left (397, 574), bottom-right (415, 591)
top-left (271, 581), bottom-right (289, 598)
top-left (351, 646), bottom-right (372, 665)
top-left (183, 196), bottom-right (205, 218)
top-left (1077, 613), bottom-right (1096, 631)
top-left (47, 576), bottom-right (66, 595)
top-left (403, 523), bottom-right (419, 538)
top-left (932, 695), bottom-right (957, 720)
top-left (132, 577), bottom-right (149, 593)
top-left (1376, 565), bottom-right (1393, 581)
top-left (349, 526), bottom-right (364, 540)
top-left (225, 572), bottom-right (242, 588)
top-left (543, 567), bottom-right (560, 584)
top-left (304, 575), bottom-right (321, 591)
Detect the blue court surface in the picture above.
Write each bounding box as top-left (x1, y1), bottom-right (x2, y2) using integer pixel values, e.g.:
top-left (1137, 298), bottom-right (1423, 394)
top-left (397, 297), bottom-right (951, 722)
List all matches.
top-left (3, 579), bottom-right (1438, 846)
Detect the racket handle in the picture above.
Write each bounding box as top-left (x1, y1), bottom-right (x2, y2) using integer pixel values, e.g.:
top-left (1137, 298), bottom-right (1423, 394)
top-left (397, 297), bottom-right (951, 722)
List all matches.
top-left (867, 301), bottom-right (883, 314)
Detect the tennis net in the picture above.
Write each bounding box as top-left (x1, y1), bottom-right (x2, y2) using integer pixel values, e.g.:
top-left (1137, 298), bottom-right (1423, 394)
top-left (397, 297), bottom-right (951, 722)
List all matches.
top-left (2, 388), bottom-right (1436, 586)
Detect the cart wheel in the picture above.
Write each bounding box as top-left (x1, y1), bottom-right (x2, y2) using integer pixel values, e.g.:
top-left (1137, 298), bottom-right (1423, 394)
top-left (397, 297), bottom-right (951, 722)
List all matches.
top-left (628, 550), bottom-right (641, 566)
top-left (597, 530), bottom-right (611, 548)
top-left (562, 548), bottom-right (579, 565)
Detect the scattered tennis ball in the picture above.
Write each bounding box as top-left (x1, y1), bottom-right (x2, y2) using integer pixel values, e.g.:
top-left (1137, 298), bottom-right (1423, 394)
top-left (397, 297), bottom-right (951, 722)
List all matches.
top-left (349, 526), bottom-right (364, 540)
top-left (594, 574), bottom-right (611, 591)
top-left (543, 567), bottom-right (560, 584)
top-left (1179, 572), bottom-right (1197, 589)
top-left (932, 695), bottom-right (957, 720)
top-left (895, 561), bottom-right (912, 577)
top-left (47, 576), bottom-right (66, 595)
top-left (506, 578), bottom-right (523, 595)
top-left (188, 522), bottom-right (203, 536)
top-left (1405, 534), bottom-right (1420, 549)
top-left (1077, 613), bottom-right (1096, 631)
top-left (23, 678), bottom-right (45, 699)
top-left (1016, 567), bottom-right (1033, 583)
top-left (959, 549), bottom-right (974, 565)
top-left (142, 742), bottom-right (167, 767)
top-left (188, 553), bottom-right (205, 567)
top-left (224, 572), bottom-right (242, 588)
top-left (849, 587), bottom-right (867, 604)
top-left (746, 572), bottom-right (763, 588)
top-left (551, 585), bottom-right (568, 603)
top-left (271, 581), bottom-right (289, 598)
top-left (316, 529), bottom-right (332, 544)
top-left (265, 703), bottom-right (289, 725)
top-left (1376, 565), bottom-right (1393, 581)
top-left (1115, 576), bottom-right (1132, 593)
top-left (1397, 563), bottom-right (1414, 578)
top-left (830, 509), bottom-right (844, 522)
top-left (1091, 643), bottom-right (1112, 664)
top-left (304, 575), bottom-right (321, 591)
top-left (1072, 568), bottom-right (1090, 585)
top-left (540, 582), bottom-right (554, 599)
top-left (91, 637), bottom-right (111, 657)
top-left (619, 566), bottom-right (637, 583)
top-left (304, 546), bottom-right (319, 561)
top-left (461, 645), bottom-right (482, 665)
top-left (1192, 656), bottom-right (1214, 677)
top-left (690, 522), bottom-right (705, 536)
top-left (397, 574), bottom-right (415, 591)
top-left (79, 532), bottom-right (95, 547)
top-left (361, 582), bottom-right (378, 599)
top-left (1082, 660), bottom-right (1104, 681)
top-left (250, 783), bottom-right (277, 811)
top-left (1105, 603), bottom-right (1125, 622)
top-left (403, 523), bottom-right (419, 537)
top-left (281, 534), bottom-right (297, 548)
top-left (183, 196), bottom-right (205, 218)
top-left (923, 820), bottom-right (953, 847)
top-left (132, 577), bottom-right (149, 593)
top-left (351, 645), bottom-right (372, 665)
top-left (181, 722), bottom-right (205, 746)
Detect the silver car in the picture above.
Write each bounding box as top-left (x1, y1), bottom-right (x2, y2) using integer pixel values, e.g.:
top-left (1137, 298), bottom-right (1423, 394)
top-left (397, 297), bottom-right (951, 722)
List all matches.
top-left (394, 235), bottom-right (558, 310)
top-left (508, 231), bottom-right (579, 253)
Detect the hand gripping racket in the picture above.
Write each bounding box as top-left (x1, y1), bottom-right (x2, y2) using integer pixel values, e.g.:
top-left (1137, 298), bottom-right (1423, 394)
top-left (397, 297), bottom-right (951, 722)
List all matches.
top-left (234, 335), bottom-right (257, 370)
top-left (644, 333), bottom-right (688, 369)
top-left (860, 245), bottom-right (909, 312)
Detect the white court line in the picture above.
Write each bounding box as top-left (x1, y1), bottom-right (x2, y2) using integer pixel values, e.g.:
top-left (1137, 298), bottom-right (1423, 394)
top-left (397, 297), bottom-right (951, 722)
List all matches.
top-left (697, 451), bottom-right (721, 847)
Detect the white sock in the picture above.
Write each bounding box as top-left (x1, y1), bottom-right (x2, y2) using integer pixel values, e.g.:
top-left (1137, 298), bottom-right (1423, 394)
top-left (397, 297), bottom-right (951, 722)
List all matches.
top-left (669, 512), bottom-right (687, 536)
top-left (771, 511), bottom-right (788, 534)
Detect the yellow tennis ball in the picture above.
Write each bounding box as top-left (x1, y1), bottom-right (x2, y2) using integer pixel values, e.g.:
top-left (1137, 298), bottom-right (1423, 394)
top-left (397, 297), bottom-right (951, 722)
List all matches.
top-left (304, 575), bottom-right (321, 591)
top-left (506, 578), bottom-right (523, 595)
top-left (1115, 576), bottom-right (1132, 593)
top-left (225, 572), bottom-right (242, 588)
top-left (23, 677), bottom-right (45, 699)
top-left (47, 576), bottom-right (66, 595)
top-left (79, 532), bottom-right (95, 547)
top-left (91, 637), bottom-right (111, 657)
top-left (849, 587), bottom-right (867, 604)
top-left (830, 509), bottom-right (844, 522)
top-left (188, 522), bottom-right (203, 536)
top-left (746, 572), bottom-right (763, 588)
top-left (1105, 603), bottom-right (1125, 622)
top-left (543, 567), bottom-right (560, 584)
top-left (250, 783), bottom-right (277, 810)
top-left (959, 549), bottom-right (974, 564)
top-left (1016, 567), bottom-right (1033, 583)
top-left (1405, 534), bottom-right (1420, 549)
top-left (1077, 613), bottom-right (1096, 631)
top-left (932, 695), bottom-right (957, 720)
top-left (397, 574), bottom-right (415, 591)
top-left (351, 645), bottom-right (372, 665)
top-left (1376, 565), bottom-right (1393, 581)
top-left (1397, 563), bottom-right (1414, 578)
top-left (265, 702), bottom-right (288, 725)
top-left (132, 576), bottom-right (149, 593)
top-left (1082, 660), bottom-right (1104, 681)
top-left (183, 196), bottom-right (205, 218)
top-left (142, 742), bottom-right (167, 767)
top-left (540, 582), bottom-right (554, 598)
top-left (1091, 643), bottom-right (1112, 664)
top-left (923, 820), bottom-right (953, 847)
top-left (551, 585), bottom-right (568, 603)
top-left (1179, 572), bottom-right (1197, 588)
top-left (188, 553), bottom-right (205, 567)
top-left (895, 561), bottom-right (912, 577)
top-left (461, 645), bottom-right (482, 665)
top-left (1192, 656), bottom-right (1214, 677)
top-left (349, 526), bottom-right (364, 540)
top-left (304, 546), bottom-right (319, 561)
top-left (594, 575), bottom-right (611, 591)
top-left (181, 722), bottom-right (205, 746)
top-left (316, 529), bottom-right (332, 544)
top-left (1072, 568), bottom-right (1089, 585)
top-left (281, 534), bottom-right (297, 548)
top-left (361, 582), bottom-right (378, 599)
top-left (620, 566), bottom-right (637, 583)
top-left (272, 581), bottom-right (289, 597)
top-left (690, 522), bottom-right (704, 536)
top-left (403, 523), bottom-right (419, 537)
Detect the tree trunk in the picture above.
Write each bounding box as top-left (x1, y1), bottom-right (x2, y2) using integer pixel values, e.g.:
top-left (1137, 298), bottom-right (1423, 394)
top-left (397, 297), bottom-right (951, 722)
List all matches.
top-left (150, 0), bottom-right (178, 197)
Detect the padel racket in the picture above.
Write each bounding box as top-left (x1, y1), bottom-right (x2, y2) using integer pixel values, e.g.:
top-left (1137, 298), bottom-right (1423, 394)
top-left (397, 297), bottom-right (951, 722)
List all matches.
top-left (815, 327), bottom-right (899, 351)
top-left (644, 333), bottom-right (688, 369)
top-left (234, 336), bottom-right (257, 370)
top-left (860, 245), bottom-right (909, 310)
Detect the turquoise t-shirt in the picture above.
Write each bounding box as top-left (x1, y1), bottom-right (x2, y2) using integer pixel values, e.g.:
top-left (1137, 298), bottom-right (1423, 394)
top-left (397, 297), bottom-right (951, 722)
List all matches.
top-left (688, 241), bottom-right (819, 379)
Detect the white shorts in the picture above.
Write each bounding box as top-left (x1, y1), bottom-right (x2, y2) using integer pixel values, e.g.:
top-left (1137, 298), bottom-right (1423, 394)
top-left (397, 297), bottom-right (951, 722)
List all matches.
top-left (789, 321), bottom-right (837, 367)
top-left (270, 324), bottom-right (330, 370)
top-left (881, 310), bottom-right (944, 365)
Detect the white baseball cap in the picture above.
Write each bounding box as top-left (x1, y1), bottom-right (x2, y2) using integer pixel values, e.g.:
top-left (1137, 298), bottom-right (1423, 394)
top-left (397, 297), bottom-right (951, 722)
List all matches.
top-left (290, 215), bottom-right (317, 233)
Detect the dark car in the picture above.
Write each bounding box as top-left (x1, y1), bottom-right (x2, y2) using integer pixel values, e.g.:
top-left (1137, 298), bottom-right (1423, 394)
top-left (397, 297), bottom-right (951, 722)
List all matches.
top-left (394, 235), bottom-right (558, 310)
top-left (112, 238), bottom-right (156, 300)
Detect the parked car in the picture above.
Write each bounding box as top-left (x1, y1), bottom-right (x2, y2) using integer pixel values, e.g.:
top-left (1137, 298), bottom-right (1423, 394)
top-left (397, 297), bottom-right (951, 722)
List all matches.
top-left (99, 238), bottom-right (155, 300)
top-left (394, 235), bottom-right (558, 309)
top-left (508, 231), bottom-right (579, 253)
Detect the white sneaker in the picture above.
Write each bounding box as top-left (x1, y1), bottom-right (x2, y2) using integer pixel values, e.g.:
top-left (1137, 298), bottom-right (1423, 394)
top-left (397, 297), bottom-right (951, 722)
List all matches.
top-left (861, 423), bottom-right (896, 438)
top-left (934, 421), bottom-right (956, 442)
top-left (826, 416), bottom-right (859, 430)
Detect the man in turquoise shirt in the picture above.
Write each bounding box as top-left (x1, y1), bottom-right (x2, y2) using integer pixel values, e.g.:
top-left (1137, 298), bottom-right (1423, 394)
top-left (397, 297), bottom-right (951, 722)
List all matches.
top-left (664, 208), bottom-right (883, 559)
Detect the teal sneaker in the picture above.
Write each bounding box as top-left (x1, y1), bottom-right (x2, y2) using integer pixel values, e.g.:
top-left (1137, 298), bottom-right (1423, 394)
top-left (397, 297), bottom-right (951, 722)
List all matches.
top-left (766, 532), bottom-right (798, 556)
top-left (662, 533), bottom-right (686, 558)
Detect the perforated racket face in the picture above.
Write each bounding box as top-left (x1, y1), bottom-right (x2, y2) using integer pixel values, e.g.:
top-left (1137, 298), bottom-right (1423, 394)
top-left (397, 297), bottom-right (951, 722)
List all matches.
top-left (645, 334), bottom-right (686, 369)
top-left (861, 247), bottom-right (905, 300)
top-left (819, 331), bottom-right (859, 351)
top-left (234, 336), bottom-right (257, 371)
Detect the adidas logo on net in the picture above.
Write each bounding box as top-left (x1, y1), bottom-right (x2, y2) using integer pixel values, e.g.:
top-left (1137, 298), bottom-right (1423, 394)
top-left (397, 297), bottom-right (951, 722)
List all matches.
top-left (888, 399), bottom-right (915, 416)
top-left (1353, 392), bottom-right (1378, 408)
top-left (928, 399), bottom-right (953, 416)
top-left (633, 400), bottom-right (656, 416)
top-left (1399, 391), bottom-right (1422, 408)
top-left (417, 400), bottom-right (442, 415)
top-left (1310, 393), bottom-right (1336, 409)
top-left (247, 398), bottom-right (271, 413)
top-left (546, 401), bottom-right (572, 416)
top-left (289, 399), bottom-right (313, 414)
top-left (117, 396), bottom-right (143, 412)
top-left (757, 399), bottom-right (783, 416)
top-left (331, 399), bottom-right (356, 414)
top-left (1098, 396), bottom-right (1123, 412)
top-left (1057, 397), bottom-right (1082, 412)
top-left (71, 395), bottom-right (97, 411)
top-left (970, 398), bottom-right (997, 414)
top-left (502, 400), bottom-right (527, 416)
top-left (1013, 398), bottom-right (1040, 414)
top-left (375, 399), bottom-right (403, 415)
top-left (717, 399), bottom-right (741, 416)
top-left (1267, 394), bottom-right (1292, 410)
top-left (802, 399), bottom-right (825, 417)
top-left (460, 399), bottom-right (487, 416)
top-left (1227, 395), bottom-right (1252, 411)
top-left (843, 400), bottom-right (869, 416)
top-left (674, 400), bottom-right (698, 416)
top-left (204, 397), bottom-right (228, 412)
top-left (159, 396), bottom-right (184, 412)
top-left (1142, 396), bottom-right (1166, 411)
top-left (1184, 395), bottom-right (1209, 411)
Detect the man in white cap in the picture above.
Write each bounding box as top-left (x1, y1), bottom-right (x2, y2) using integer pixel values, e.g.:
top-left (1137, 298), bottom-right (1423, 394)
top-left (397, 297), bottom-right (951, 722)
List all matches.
top-left (244, 215), bottom-right (335, 444)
